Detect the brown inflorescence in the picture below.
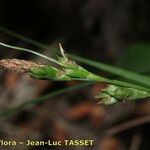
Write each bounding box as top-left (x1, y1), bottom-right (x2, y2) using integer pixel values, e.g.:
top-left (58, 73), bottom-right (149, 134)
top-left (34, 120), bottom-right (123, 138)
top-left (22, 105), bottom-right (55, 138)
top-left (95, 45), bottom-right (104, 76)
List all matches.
top-left (0, 59), bottom-right (42, 73)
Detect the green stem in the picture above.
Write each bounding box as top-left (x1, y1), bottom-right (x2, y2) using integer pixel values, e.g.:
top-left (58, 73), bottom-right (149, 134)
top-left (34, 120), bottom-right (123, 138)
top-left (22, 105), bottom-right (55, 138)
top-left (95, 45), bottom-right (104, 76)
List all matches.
top-left (70, 54), bottom-right (150, 88)
top-left (87, 73), bottom-right (150, 92)
top-left (0, 42), bottom-right (62, 66)
top-left (105, 79), bottom-right (149, 92)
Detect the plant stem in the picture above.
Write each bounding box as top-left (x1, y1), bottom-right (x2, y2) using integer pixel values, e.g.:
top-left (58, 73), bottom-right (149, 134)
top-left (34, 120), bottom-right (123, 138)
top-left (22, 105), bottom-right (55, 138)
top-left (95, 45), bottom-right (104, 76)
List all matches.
top-left (0, 82), bottom-right (91, 117)
top-left (70, 54), bottom-right (150, 88)
top-left (0, 42), bottom-right (62, 66)
top-left (86, 73), bottom-right (150, 92)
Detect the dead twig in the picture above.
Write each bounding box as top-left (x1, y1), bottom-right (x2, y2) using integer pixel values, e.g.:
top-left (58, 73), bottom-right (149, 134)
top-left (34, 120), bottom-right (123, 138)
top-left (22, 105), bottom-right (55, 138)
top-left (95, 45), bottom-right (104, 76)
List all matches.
top-left (129, 132), bottom-right (142, 150)
top-left (106, 115), bottom-right (150, 136)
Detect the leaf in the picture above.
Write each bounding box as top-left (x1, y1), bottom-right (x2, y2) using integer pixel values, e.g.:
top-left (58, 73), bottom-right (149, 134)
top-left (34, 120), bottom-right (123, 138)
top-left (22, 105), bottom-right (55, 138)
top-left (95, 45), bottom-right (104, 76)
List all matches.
top-left (70, 54), bottom-right (150, 88)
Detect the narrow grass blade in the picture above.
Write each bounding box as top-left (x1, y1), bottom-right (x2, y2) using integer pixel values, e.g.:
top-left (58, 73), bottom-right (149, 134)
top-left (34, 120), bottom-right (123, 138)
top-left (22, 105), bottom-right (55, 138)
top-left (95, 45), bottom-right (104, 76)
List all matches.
top-left (0, 82), bottom-right (91, 117)
top-left (0, 26), bottom-right (48, 49)
top-left (0, 42), bottom-right (62, 66)
top-left (69, 54), bottom-right (150, 88)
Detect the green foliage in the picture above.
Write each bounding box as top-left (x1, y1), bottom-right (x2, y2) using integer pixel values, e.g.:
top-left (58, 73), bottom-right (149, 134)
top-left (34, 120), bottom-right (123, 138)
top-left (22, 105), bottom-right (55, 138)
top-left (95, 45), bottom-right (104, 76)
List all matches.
top-left (117, 43), bottom-right (150, 74)
top-left (0, 26), bottom-right (150, 87)
top-left (29, 66), bottom-right (59, 80)
top-left (70, 54), bottom-right (150, 88)
top-left (0, 41), bottom-right (150, 106)
top-left (96, 85), bottom-right (150, 105)
top-left (29, 56), bottom-right (104, 81)
top-left (0, 26), bottom-right (150, 108)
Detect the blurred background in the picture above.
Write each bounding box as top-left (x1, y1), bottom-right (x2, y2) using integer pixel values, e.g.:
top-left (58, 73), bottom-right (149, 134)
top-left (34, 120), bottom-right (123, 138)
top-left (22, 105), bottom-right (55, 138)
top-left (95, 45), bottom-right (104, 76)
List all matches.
top-left (0, 0), bottom-right (150, 150)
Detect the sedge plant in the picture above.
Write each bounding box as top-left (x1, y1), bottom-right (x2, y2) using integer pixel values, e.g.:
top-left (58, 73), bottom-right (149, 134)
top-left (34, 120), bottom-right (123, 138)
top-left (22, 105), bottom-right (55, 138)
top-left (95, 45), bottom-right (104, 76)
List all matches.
top-left (0, 42), bottom-right (150, 105)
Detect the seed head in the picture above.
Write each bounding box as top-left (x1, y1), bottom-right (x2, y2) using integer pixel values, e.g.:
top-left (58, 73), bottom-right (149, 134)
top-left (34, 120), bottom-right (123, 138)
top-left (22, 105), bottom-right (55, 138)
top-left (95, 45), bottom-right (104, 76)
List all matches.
top-left (0, 59), bottom-right (42, 73)
top-left (95, 85), bottom-right (150, 105)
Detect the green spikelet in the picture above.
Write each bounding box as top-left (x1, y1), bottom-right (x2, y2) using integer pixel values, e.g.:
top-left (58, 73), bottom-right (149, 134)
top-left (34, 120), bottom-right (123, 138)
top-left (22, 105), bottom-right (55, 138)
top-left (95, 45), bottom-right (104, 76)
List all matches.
top-left (29, 65), bottom-right (72, 81)
top-left (28, 54), bottom-right (104, 81)
top-left (96, 85), bottom-right (150, 105)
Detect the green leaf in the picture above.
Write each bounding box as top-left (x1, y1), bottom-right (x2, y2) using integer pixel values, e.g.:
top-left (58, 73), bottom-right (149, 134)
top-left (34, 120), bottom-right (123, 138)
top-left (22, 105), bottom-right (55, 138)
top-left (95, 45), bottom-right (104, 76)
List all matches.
top-left (69, 54), bottom-right (150, 88)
